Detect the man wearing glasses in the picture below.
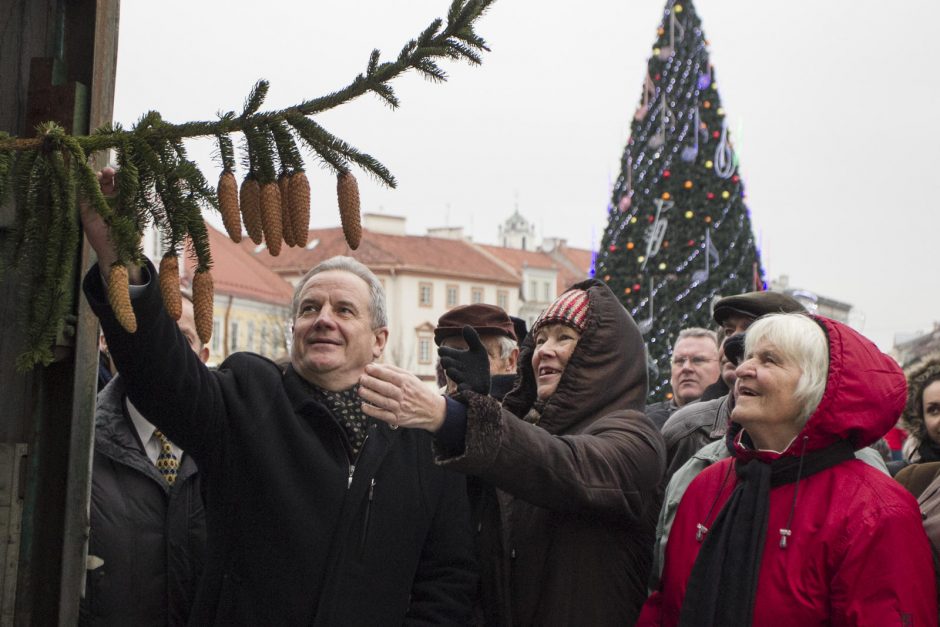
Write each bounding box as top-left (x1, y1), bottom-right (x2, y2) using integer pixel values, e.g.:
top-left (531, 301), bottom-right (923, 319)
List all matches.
top-left (646, 328), bottom-right (720, 430)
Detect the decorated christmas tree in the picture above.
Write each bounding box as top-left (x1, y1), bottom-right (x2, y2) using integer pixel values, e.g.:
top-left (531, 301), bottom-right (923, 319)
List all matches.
top-left (595, 0), bottom-right (764, 403)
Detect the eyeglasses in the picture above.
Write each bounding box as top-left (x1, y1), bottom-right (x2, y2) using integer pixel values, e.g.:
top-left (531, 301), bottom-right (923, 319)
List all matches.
top-left (671, 356), bottom-right (717, 368)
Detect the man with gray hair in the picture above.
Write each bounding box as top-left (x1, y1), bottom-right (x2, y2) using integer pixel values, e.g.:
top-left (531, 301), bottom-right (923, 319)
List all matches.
top-left (80, 170), bottom-right (475, 626)
top-left (646, 328), bottom-right (720, 429)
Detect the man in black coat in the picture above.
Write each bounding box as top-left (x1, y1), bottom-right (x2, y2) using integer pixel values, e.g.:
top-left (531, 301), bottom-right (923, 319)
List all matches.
top-left (80, 168), bottom-right (476, 626)
top-left (82, 294), bottom-right (208, 626)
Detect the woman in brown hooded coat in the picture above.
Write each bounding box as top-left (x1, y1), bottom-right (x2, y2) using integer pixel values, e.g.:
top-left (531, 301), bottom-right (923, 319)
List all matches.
top-left (359, 279), bottom-right (666, 626)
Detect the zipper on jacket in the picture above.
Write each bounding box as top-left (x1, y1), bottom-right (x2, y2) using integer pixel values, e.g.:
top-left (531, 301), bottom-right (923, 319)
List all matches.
top-left (346, 434), bottom-right (370, 489)
top-left (359, 478), bottom-right (375, 558)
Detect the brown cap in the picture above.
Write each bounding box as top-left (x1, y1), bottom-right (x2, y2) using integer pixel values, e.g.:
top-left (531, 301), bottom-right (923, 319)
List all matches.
top-left (712, 291), bottom-right (806, 325)
top-left (434, 304), bottom-right (516, 345)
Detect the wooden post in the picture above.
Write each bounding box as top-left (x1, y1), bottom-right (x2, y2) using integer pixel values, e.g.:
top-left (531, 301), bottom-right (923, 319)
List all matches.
top-left (0, 0), bottom-right (119, 624)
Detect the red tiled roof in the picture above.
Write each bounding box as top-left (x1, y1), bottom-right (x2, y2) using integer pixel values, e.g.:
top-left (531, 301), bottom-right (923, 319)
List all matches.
top-left (240, 228), bottom-right (519, 285)
top-left (183, 224), bottom-right (294, 306)
top-left (554, 245), bottom-right (596, 292)
top-left (475, 243), bottom-right (557, 276)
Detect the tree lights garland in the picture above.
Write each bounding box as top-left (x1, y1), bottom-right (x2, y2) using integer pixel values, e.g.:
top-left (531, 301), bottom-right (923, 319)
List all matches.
top-left (0, 0), bottom-right (494, 370)
top-left (597, 0), bottom-right (764, 401)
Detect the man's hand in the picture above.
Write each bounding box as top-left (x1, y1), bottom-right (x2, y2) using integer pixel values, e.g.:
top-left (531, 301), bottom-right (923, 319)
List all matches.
top-left (438, 326), bottom-right (491, 396)
top-left (78, 167), bottom-right (143, 284)
top-left (359, 363), bottom-right (447, 432)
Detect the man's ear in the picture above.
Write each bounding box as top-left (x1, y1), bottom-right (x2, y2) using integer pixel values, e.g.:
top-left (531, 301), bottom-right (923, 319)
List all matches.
top-left (373, 327), bottom-right (389, 359)
top-left (507, 347), bottom-right (519, 372)
top-left (198, 345), bottom-right (210, 364)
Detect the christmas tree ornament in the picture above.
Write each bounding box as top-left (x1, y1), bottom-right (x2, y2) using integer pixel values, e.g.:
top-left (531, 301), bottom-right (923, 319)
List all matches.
top-left (681, 107), bottom-right (701, 162)
top-left (714, 120), bottom-right (736, 179)
top-left (108, 264), bottom-right (137, 334)
top-left (685, 210), bottom-right (694, 218)
top-left (159, 254), bottom-right (182, 321)
top-left (217, 170), bottom-right (242, 243)
top-left (240, 177), bottom-right (263, 245)
top-left (289, 171), bottom-right (311, 247)
top-left (337, 171), bottom-right (362, 250)
top-left (192, 269), bottom-right (214, 345)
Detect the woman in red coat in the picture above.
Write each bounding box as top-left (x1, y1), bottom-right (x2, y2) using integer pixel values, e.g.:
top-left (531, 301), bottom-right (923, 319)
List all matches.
top-left (638, 313), bottom-right (936, 627)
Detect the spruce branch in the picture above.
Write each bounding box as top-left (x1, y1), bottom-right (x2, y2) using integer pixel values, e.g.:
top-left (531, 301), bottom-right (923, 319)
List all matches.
top-left (0, 0), bottom-right (495, 371)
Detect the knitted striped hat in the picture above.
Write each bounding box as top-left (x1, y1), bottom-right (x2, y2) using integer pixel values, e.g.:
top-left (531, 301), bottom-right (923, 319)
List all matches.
top-left (533, 289), bottom-right (590, 335)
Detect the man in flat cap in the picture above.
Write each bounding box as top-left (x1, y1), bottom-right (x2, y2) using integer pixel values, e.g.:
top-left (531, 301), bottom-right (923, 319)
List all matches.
top-left (435, 304), bottom-right (519, 401)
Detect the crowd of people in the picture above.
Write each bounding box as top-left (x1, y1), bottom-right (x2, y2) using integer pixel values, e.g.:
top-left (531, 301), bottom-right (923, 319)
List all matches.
top-left (78, 167), bottom-right (939, 626)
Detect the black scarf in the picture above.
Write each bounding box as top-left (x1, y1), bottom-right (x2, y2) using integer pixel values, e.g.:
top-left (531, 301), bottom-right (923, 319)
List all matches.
top-left (678, 438), bottom-right (855, 627)
top-left (918, 438), bottom-right (940, 463)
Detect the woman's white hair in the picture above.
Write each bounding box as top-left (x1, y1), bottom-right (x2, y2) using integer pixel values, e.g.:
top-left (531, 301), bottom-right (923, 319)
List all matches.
top-left (744, 313), bottom-right (829, 427)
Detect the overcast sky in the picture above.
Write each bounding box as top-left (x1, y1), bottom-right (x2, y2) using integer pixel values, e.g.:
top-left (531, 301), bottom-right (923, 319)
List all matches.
top-left (113, 0), bottom-right (940, 350)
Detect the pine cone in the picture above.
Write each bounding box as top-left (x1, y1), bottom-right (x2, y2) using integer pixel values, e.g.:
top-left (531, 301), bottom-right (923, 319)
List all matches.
top-left (337, 171), bottom-right (361, 250)
top-left (192, 269), bottom-right (214, 346)
top-left (108, 264), bottom-right (138, 333)
top-left (289, 171), bottom-right (311, 247)
top-left (239, 177), bottom-right (263, 244)
top-left (159, 254), bottom-right (182, 320)
top-left (260, 182), bottom-right (283, 256)
top-left (279, 175), bottom-right (295, 247)
top-left (218, 171), bottom-right (242, 243)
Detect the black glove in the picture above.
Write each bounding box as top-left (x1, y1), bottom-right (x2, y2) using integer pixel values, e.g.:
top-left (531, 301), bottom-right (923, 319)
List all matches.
top-left (438, 326), bottom-right (491, 396)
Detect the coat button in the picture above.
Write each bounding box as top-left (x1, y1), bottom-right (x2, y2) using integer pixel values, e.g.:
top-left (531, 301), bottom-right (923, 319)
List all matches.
top-left (510, 549), bottom-right (517, 559)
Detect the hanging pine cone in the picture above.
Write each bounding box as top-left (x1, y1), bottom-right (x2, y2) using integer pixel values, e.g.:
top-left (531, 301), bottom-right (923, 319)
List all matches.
top-left (337, 171), bottom-right (361, 250)
top-left (159, 253), bottom-right (182, 320)
top-left (240, 176), bottom-right (263, 244)
top-left (192, 269), bottom-right (214, 346)
top-left (289, 171), bottom-right (311, 247)
top-left (259, 182), bottom-right (283, 256)
top-left (279, 174), bottom-right (295, 247)
top-left (218, 170), bottom-right (242, 243)
top-left (108, 263), bottom-right (138, 333)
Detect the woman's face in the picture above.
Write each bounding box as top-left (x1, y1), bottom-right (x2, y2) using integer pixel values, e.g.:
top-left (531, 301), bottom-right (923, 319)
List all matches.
top-left (923, 381), bottom-right (940, 445)
top-left (731, 337), bottom-right (804, 451)
top-left (531, 323), bottom-right (581, 401)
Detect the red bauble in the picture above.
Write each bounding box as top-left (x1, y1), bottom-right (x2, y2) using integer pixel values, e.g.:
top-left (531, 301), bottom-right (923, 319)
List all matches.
top-left (687, 239), bottom-right (695, 246)
top-left (712, 130), bottom-right (720, 139)
top-left (706, 192), bottom-right (715, 200)
top-left (732, 175), bottom-right (740, 182)
top-left (654, 73), bottom-right (661, 81)
top-left (608, 245), bottom-right (617, 252)
top-left (663, 170), bottom-right (671, 178)
top-left (633, 283), bottom-right (642, 291)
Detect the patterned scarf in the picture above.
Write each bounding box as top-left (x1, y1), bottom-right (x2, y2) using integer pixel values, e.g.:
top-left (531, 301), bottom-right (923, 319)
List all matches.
top-left (305, 383), bottom-right (370, 457)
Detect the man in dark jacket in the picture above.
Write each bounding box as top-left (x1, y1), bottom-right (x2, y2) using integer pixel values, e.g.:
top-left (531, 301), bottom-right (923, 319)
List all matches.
top-left (645, 328), bottom-right (720, 429)
top-left (82, 294), bottom-right (208, 626)
top-left (79, 168), bottom-right (475, 626)
top-left (435, 304), bottom-right (518, 401)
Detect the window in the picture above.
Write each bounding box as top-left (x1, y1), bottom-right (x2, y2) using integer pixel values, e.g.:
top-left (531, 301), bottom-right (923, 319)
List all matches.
top-left (419, 282), bottom-right (433, 307)
top-left (211, 320), bottom-right (221, 353)
top-left (497, 290), bottom-right (509, 310)
top-left (247, 321), bottom-right (255, 351)
top-left (446, 284), bottom-right (459, 308)
top-left (229, 321), bottom-right (239, 352)
top-left (529, 280), bottom-right (538, 301)
top-left (260, 325), bottom-right (269, 355)
top-left (418, 337), bottom-right (432, 364)
top-left (471, 287), bottom-right (484, 304)
top-left (542, 282), bottom-right (551, 302)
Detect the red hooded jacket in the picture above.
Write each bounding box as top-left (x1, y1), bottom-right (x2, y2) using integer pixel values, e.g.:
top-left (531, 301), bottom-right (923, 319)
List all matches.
top-left (639, 317), bottom-right (937, 626)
